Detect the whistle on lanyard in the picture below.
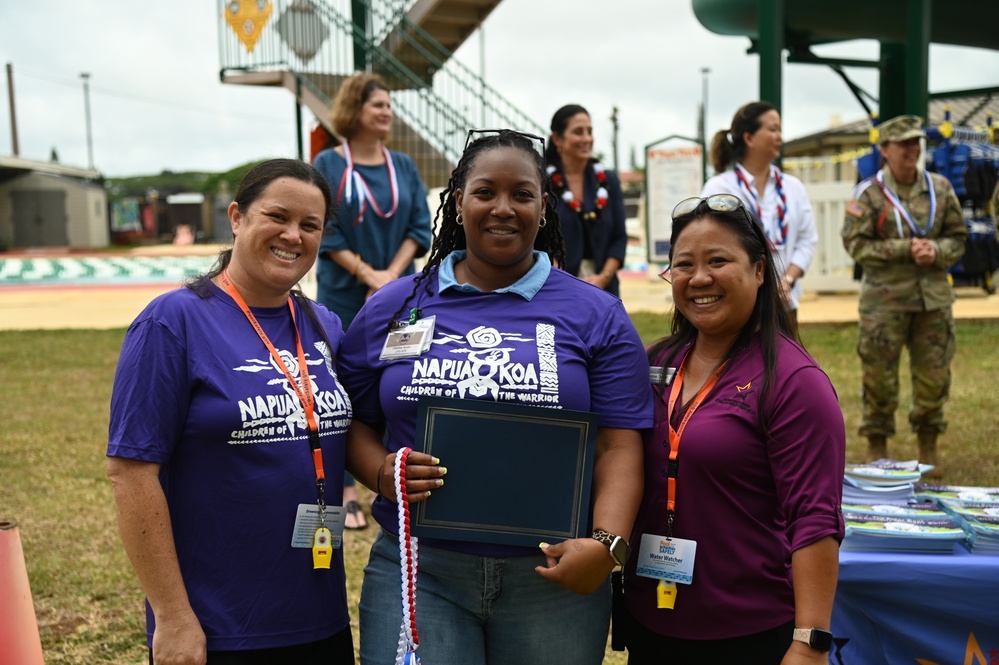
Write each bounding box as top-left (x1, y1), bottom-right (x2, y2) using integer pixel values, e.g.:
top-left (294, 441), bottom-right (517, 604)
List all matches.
top-left (657, 580), bottom-right (677, 609)
top-left (312, 527), bottom-right (333, 569)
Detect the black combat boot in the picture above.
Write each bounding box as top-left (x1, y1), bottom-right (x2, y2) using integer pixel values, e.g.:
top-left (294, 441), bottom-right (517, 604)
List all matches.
top-left (918, 428), bottom-right (944, 479)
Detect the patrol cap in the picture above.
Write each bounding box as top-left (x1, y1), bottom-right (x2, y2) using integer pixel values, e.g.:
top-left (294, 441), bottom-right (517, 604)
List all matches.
top-left (878, 115), bottom-right (926, 144)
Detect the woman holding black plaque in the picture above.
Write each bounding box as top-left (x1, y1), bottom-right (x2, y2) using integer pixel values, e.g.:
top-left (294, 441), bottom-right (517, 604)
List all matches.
top-left (338, 129), bottom-right (653, 664)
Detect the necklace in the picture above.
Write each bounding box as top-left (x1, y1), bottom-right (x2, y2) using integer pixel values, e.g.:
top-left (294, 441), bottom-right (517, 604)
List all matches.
top-left (547, 162), bottom-right (609, 221)
top-left (734, 163), bottom-right (788, 247)
top-left (875, 169), bottom-right (936, 238)
top-left (337, 142), bottom-right (399, 226)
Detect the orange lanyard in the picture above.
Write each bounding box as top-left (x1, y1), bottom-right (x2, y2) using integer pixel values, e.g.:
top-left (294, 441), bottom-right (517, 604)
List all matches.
top-left (219, 271), bottom-right (326, 490)
top-left (664, 354), bottom-right (728, 520)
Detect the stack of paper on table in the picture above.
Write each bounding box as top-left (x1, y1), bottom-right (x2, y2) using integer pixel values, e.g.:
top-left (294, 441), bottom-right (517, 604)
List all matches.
top-left (915, 484), bottom-right (999, 555)
top-left (841, 459), bottom-right (932, 506)
top-left (840, 501), bottom-right (966, 554)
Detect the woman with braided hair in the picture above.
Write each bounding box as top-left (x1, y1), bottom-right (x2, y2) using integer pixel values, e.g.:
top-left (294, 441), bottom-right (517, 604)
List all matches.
top-left (338, 129), bottom-right (653, 664)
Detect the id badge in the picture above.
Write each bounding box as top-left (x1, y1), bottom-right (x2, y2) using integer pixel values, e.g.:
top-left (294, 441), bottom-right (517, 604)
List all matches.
top-left (649, 366), bottom-right (677, 385)
top-left (380, 316), bottom-right (436, 360)
top-left (635, 533), bottom-right (697, 584)
top-left (291, 503), bottom-right (345, 549)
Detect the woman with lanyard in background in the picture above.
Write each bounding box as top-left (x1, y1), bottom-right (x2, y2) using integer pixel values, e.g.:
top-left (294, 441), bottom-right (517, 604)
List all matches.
top-left (107, 159), bottom-right (355, 664)
top-left (702, 101), bottom-right (818, 321)
top-left (842, 114), bottom-right (966, 470)
top-left (546, 103), bottom-right (629, 296)
top-left (313, 72), bottom-right (433, 529)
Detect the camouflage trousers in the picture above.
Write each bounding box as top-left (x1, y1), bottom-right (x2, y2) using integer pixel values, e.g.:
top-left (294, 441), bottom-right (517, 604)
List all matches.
top-left (856, 306), bottom-right (956, 437)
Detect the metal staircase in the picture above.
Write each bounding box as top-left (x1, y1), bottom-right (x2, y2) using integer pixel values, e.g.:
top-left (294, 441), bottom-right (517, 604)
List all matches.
top-left (218, 0), bottom-right (543, 187)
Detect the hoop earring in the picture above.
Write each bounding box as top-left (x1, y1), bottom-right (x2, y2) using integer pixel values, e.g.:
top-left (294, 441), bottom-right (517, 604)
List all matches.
top-left (456, 212), bottom-right (463, 226)
top-left (539, 216), bottom-right (547, 228)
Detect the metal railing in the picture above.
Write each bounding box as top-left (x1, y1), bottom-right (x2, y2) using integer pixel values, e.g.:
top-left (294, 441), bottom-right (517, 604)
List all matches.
top-left (217, 0), bottom-right (544, 187)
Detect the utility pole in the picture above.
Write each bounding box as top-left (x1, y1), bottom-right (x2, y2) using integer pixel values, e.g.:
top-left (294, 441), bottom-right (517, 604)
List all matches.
top-left (6, 63), bottom-right (19, 156)
top-left (610, 106), bottom-right (619, 173)
top-left (700, 67), bottom-right (710, 181)
top-left (80, 72), bottom-right (94, 169)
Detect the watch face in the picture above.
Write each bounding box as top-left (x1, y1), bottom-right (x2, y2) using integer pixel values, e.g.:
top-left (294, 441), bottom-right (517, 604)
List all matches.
top-left (609, 537), bottom-right (631, 565)
top-left (810, 629), bottom-right (833, 652)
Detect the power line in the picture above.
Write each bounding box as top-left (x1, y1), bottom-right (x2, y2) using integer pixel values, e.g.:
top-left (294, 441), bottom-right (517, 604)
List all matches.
top-left (14, 68), bottom-right (291, 124)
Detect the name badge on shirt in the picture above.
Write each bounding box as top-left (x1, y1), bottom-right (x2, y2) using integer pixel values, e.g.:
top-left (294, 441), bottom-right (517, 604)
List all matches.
top-left (649, 366), bottom-right (677, 386)
top-left (636, 533), bottom-right (697, 584)
top-left (380, 316), bottom-right (436, 360)
top-left (291, 503), bottom-right (344, 549)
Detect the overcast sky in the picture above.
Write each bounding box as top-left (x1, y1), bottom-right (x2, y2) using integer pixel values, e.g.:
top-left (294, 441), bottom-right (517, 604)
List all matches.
top-left (2, 0), bottom-right (997, 177)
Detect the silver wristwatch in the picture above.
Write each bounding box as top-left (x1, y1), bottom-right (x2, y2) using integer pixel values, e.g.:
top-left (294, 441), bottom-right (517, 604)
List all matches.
top-left (591, 529), bottom-right (631, 566)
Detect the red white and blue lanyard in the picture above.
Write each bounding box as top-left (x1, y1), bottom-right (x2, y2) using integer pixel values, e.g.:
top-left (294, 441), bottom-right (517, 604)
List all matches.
top-left (393, 448), bottom-right (420, 665)
top-left (875, 169), bottom-right (936, 238)
top-left (734, 163), bottom-right (788, 248)
top-left (337, 142), bottom-right (399, 227)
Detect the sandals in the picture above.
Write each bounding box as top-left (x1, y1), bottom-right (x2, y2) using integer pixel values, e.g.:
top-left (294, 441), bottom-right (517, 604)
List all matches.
top-left (344, 499), bottom-right (368, 530)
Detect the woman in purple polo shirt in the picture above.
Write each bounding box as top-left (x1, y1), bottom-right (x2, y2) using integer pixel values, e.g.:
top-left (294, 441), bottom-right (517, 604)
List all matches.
top-left (622, 194), bottom-right (845, 663)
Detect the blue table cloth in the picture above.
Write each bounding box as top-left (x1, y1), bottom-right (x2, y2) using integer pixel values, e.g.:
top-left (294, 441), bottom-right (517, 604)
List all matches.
top-left (832, 549), bottom-right (999, 663)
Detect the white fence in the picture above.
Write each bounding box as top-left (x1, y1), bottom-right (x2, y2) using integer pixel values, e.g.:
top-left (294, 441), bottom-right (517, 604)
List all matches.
top-left (798, 180), bottom-right (860, 293)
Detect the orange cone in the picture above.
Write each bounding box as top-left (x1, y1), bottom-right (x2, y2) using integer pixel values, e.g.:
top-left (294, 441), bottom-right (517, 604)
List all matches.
top-left (0, 521), bottom-right (45, 665)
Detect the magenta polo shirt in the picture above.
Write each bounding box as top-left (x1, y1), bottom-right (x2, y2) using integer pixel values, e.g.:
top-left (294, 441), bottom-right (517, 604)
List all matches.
top-left (625, 333), bottom-right (845, 640)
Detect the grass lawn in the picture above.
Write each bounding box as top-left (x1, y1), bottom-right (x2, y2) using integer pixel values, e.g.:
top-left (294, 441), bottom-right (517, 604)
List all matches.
top-left (1, 319), bottom-right (996, 664)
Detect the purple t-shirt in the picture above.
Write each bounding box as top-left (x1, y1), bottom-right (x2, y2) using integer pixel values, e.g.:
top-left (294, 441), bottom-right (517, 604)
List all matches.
top-left (624, 334), bottom-right (845, 640)
top-left (107, 282), bottom-right (352, 650)
top-left (337, 264), bottom-right (654, 556)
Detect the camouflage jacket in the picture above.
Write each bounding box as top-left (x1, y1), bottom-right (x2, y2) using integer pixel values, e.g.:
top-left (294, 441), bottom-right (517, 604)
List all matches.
top-left (842, 168), bottom-right (967, 312)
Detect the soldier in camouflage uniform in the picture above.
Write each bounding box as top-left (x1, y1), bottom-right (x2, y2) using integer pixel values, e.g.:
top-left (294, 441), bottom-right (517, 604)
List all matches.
top-left (842, 115), bottom-right (967, 475)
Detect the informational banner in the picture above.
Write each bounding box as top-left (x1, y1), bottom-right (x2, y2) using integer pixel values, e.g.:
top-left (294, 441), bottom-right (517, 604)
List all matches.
top-left (110, 198), bottom-right (141, 232)
top-left (645, 138), bottom-right (704, 263)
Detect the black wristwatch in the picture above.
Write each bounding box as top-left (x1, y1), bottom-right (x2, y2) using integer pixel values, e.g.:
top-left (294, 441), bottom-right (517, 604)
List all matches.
top-left (591, 529), bottom-right (631, 566)
top-left (792, 627), bottom-right (833, 653)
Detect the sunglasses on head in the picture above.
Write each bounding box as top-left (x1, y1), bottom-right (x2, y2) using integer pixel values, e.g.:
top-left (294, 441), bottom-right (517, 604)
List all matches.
top-left (671, 194), bottom-right (753, 223)
top-left (464, 128), bottom-right (547, 156)
top-left (659, 194), bottom-right (762, 283)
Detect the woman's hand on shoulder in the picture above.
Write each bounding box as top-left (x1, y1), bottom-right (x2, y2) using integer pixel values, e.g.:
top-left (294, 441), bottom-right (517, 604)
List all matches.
top-left (534, 538), bottom-right (616, 595)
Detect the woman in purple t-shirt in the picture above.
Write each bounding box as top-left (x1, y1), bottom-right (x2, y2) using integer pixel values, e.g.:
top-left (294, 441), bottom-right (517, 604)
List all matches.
top-left (107, 160), bottom-right (354, 664)
top-left (622, 194), bottom-right (845, 664)
top-left (339, 129), bottom-right (653, 664)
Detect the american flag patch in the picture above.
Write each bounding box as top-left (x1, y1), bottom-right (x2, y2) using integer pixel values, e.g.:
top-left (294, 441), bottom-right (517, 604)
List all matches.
top-left (846, 200), bottom-right (866, 217)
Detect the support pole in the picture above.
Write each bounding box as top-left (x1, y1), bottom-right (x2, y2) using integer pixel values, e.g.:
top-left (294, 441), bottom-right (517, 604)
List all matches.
top-left (905, 0), bottom-right (931, 118)
top-left (81, 72), bottom-right (94, 169)
top-left (295, 78), bottom-right (304, 162)
top-left (758, 0), bottom-right (784, 116)
top-left (6, 63), bottom-right (18, 157)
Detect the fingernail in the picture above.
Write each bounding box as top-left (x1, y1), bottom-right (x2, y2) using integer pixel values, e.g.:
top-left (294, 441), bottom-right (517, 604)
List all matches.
top-left (431, 456), bottom-right (440, 464)
top-left (439, 466), bottom-right (448, 475)
top-left (539, 542), bottom-right (549, 550)
top-left (437, 478), bottom-right (444, 487)
top-left (425, 490), bottom-right (431, 498)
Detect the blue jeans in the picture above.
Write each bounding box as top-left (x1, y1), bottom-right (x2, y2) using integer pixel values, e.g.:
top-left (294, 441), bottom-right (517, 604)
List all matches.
top-left (359, 530), bottom-right (611, 665)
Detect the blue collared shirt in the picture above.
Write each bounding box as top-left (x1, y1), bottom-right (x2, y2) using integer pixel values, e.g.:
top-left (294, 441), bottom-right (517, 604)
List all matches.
top-left (437, 250), bottom-right (551, 301)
